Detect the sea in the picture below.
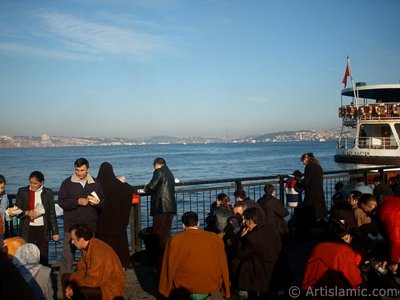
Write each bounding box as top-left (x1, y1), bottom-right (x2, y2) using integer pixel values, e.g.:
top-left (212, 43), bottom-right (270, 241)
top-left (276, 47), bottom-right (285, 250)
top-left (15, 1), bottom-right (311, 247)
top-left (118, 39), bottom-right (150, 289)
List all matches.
top-left (0, 140), bottom-right (354, 263)
top-left (0, 140), bottom-right (347, 194)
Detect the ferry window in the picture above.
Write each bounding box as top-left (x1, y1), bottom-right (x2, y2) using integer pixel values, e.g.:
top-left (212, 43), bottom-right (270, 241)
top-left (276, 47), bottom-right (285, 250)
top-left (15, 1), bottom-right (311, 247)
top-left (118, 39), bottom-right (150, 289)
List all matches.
top-left (363, 124), bottom-right (397, 149)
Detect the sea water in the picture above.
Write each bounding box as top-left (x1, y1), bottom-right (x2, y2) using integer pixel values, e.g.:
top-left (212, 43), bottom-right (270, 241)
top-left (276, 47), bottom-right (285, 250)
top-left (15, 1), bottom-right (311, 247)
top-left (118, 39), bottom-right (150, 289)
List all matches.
top-left (0, 140), bottom-right (347, 263)
top-left (0, 140), bottom-right (342, 193)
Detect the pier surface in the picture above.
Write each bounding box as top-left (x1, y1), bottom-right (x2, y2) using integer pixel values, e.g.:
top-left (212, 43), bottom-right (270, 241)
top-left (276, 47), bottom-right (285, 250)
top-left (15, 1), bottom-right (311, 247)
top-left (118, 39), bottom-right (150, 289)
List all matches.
top-left (52, 238), bottom-right (312, 300)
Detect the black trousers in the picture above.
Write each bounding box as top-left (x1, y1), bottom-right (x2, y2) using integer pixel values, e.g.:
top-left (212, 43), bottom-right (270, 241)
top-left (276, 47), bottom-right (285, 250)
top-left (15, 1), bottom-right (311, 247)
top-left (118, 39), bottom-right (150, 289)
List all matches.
top-left (27, 225), bottom-right (49, 266)
top-left (153, 213), bottom-right (174, 252)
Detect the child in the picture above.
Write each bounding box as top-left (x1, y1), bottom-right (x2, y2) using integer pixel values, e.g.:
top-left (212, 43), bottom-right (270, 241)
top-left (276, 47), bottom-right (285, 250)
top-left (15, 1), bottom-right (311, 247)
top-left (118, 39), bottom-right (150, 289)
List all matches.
top-left (285, 170), bottom-right (303, 208)
top-left (0, 174), bottom-right (8, 245)
top-left (286, 170), bottom-right (304, 237)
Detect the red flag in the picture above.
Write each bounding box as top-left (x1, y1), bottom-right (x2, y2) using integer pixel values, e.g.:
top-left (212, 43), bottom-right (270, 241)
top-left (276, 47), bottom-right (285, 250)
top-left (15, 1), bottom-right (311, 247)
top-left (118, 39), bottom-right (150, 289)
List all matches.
top-left (342, 61), bottom-right (351, 87)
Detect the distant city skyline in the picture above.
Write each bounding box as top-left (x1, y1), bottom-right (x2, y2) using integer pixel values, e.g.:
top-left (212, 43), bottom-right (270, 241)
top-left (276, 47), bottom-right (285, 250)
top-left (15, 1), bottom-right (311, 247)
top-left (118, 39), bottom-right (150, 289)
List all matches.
top-left (1, 0), bottom-right (400, 138)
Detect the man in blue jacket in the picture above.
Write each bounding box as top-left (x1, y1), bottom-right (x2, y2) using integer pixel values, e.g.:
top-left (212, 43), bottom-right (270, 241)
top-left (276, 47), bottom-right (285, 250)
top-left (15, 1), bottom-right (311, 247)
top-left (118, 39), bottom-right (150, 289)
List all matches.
top-left (58, 158), bottom-right (104, 276)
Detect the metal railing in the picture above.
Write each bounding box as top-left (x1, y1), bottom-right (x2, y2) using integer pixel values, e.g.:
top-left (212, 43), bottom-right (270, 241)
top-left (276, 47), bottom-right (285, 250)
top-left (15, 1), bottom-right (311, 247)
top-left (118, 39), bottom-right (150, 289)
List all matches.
top-left (337, 137), bottom-right (399, 150)
top-left (4, 165), bottom-right (399, 255)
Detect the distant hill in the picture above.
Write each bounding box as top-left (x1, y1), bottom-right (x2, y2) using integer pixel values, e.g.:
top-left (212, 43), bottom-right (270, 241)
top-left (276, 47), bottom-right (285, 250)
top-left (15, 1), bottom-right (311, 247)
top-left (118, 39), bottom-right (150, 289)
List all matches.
top-left (0, 127), bottom-right (354, 148)
top-left (255, 130), bottom-right (314, 140)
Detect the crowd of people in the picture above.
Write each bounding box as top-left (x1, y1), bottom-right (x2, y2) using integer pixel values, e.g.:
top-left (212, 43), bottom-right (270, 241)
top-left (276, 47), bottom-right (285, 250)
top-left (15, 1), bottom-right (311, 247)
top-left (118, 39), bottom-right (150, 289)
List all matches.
top-left (1, 153), bottom-right (400, 299)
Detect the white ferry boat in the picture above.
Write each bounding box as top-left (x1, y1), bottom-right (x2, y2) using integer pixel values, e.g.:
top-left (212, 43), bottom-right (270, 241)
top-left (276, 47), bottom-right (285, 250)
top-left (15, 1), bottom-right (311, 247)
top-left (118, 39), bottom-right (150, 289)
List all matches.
top-left (335, 83), bottom-right (400, 164)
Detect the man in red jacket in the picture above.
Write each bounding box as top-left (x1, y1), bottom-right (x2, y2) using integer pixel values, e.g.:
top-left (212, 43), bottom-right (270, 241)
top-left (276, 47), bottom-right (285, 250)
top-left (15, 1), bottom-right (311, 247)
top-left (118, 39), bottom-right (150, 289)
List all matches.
top-left (379, 196), bottom-right (400, 274)
top-left (302, 218), bottom-right (363, 292)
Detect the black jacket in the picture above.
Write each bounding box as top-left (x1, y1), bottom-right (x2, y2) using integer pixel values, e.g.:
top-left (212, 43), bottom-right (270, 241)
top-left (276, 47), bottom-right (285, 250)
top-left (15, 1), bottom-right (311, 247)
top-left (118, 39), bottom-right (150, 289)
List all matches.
top-left (145, 165), bottom-right (177, 216)
top-left (236, 224), bottom-right (281, 293)
top-left (257, 194), bottom-right (289, 236)
top-left (16, 186), bottom-right (59, 241)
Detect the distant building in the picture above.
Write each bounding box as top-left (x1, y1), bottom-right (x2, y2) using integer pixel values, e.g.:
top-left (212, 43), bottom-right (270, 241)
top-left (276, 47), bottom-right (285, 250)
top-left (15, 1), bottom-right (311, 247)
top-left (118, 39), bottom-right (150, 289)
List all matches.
top-left (41, 134), bottom-right (50, 142)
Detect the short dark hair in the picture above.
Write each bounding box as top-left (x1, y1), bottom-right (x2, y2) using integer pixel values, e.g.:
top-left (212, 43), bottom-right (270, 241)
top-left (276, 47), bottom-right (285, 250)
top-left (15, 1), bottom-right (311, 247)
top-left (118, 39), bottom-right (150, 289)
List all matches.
top-left (234, 190), bottom-right (246, 200)
top-left (349, 190), bottom-right (362, 201)
top-left (328, 217), bottom-right (351, 239)
top-left (334, 182), bottom-right (344, 191)
top-left (359, 193), bottom-right (377, 205)
top-left (74, 158), bottom-right (89, 168)
top-left (29, 171), bottom-right (45, 182)
top-left (243, 207), bottom-right (264, 225)
top-left (69, 224), bottom-right (93, 241)
top-left (233, 201), bottom-right (244, 209)
top-left (264, 183), bottom-right (275, 195)
top-left (216, 193), bottom-right (230, 206)
top-left (181, 211), bottom-right (198, 227)
top-left (0, 174), bottom-right (6, 185)
top-left (153, 157), bottom-right (166, 166)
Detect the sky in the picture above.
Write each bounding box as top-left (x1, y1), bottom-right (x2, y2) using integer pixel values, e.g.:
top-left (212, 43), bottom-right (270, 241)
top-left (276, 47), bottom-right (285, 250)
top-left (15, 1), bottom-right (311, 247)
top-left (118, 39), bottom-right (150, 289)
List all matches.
top-left (1, 0), bottom-right (400, 138)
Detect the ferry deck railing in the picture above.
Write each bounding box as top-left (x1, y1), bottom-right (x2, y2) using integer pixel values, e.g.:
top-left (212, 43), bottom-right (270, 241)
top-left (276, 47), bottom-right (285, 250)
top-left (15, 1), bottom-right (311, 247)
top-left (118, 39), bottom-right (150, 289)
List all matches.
top-left (337, 137), bottom-right (398, 150)
top-left (4, 165), bottom-right (399, 258)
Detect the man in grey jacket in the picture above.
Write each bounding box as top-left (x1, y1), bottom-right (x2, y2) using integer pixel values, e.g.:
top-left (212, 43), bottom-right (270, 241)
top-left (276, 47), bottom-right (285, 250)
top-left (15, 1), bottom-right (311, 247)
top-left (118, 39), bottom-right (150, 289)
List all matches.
top-left (144, 157), bottom-right (177, 262)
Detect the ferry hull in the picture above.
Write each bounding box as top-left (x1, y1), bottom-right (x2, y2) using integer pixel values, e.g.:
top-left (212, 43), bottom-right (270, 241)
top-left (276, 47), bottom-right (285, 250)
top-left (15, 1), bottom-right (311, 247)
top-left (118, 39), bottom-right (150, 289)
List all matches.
top-left (334, 154), bottom-right (400, 165)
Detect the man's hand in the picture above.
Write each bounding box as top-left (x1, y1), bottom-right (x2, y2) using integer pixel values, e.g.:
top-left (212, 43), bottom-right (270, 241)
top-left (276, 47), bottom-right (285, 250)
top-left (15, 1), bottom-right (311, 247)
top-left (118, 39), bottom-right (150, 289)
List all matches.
top-left (65, 285), bottom-right (74, 299)
top-left (53, 234), bottom-right (60, 242)
top-left (78, 198), bottom-right (89, 206)
top-left (25, 210), bottom-right (37, 219)
top-left (241, 227), bottom-right (250, 237)
top-left (87, 195), bottom-right (99, 205)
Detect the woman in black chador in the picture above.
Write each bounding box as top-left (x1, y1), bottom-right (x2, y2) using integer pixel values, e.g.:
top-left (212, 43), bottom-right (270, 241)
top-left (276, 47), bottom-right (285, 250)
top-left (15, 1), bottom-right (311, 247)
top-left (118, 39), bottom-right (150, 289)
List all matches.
top-left (96, 162), bottom-right (134, 269)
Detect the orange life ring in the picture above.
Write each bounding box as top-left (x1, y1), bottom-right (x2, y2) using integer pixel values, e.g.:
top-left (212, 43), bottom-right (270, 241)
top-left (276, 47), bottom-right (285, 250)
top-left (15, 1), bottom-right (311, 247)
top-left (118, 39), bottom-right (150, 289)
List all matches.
top-left (374, 103), bottom-right (387, 116)
top-left (392, 103), bottom-right (400, 116)
top-left (360, 104), bottom-right (373, 117)
top-left (346, 105), bottom-right (355, 116)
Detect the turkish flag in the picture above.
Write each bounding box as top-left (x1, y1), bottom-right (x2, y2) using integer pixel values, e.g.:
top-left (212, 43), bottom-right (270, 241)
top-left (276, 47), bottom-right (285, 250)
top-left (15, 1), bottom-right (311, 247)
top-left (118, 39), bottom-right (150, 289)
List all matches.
top-left (342, 62), bottom-right (351, 87)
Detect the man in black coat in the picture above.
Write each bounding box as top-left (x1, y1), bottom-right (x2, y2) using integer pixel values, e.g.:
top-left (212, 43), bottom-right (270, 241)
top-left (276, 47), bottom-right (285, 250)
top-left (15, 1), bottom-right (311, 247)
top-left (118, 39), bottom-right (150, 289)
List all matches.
top-left (235, 207), bottom-right (281, 299)
top-left (144, 157), bottom-right (177, 261)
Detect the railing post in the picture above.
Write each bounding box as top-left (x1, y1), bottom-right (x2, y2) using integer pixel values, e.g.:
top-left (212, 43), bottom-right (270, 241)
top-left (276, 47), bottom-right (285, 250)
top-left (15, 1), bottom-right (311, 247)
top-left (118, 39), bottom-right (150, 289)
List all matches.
top-left (130, 202), bottom-right (142, 254)
top-left (363, 170), bottom-right (368, 185)
top-left (278, 175), bottom-right (285, 206)
top-left (379, 168), bottom-right (386, 183)
top-left (234, 180), bottom-right (242, 191)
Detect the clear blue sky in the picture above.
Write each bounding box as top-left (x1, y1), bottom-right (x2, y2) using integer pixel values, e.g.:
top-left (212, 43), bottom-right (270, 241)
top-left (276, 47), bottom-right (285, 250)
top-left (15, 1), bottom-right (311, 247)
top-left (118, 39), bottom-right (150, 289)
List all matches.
top-left (1, 0), bottom-right (400, 138)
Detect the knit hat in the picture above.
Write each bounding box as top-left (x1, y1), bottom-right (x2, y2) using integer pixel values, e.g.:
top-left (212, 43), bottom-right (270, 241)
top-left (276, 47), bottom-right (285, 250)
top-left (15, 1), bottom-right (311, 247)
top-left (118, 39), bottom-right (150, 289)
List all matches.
top-left (293, 170), bottom-right (303, 178)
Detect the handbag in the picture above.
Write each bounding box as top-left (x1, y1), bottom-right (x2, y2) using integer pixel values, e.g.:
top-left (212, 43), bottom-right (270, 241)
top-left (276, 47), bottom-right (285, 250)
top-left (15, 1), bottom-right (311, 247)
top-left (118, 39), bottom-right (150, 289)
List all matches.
top-left (132, 193), bottom-right (140, 205)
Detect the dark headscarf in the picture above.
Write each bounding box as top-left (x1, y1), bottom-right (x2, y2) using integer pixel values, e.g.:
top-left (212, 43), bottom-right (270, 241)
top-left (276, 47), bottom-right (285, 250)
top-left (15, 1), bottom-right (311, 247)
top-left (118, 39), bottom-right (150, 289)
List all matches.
top-left (96, 162), bottom-right (133, 235)
top-left (97, 162), bottom-right (119, 185)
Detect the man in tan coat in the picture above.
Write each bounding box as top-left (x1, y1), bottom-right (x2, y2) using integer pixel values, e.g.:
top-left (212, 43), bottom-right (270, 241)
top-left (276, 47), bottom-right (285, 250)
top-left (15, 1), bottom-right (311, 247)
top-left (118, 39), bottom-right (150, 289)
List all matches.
top-left (63, 223), bottom-right (125, 300)
top-left (159, 211), bottom-right (230, 299)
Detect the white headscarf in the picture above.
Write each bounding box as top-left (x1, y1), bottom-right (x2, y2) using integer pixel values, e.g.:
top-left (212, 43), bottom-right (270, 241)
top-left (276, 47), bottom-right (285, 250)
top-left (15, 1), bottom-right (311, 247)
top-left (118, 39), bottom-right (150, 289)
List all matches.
top-left (12, 243), bottom-right (42, 280)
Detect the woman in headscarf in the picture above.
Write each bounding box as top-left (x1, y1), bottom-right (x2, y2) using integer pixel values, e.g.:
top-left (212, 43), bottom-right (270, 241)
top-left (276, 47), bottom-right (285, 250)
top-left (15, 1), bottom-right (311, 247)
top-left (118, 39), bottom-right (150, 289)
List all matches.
top-left (96, 162), bottom-right (134, 269)
top-left (12, 243), bottom-right (53, 300)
